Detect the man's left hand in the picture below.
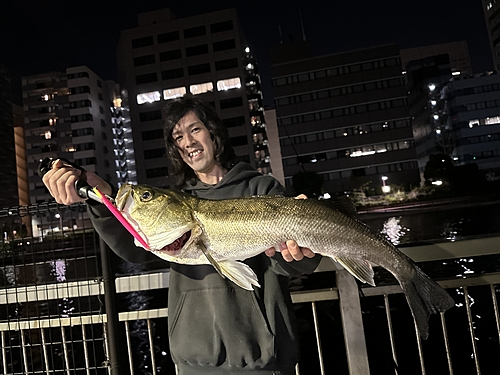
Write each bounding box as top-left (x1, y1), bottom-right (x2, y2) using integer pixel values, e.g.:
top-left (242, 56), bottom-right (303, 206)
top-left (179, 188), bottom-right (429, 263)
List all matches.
top-left (265, 240), bottom-right (315, 262)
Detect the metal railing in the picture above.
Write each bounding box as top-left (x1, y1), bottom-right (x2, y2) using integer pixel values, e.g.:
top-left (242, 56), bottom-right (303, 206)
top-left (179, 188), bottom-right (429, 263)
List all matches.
top-left (0, 202), bottom-right (499, 374)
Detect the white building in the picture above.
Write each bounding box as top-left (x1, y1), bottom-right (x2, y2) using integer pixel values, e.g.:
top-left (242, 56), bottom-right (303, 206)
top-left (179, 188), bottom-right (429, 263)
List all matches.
top-left (22, 66), bottom-right (133, 204)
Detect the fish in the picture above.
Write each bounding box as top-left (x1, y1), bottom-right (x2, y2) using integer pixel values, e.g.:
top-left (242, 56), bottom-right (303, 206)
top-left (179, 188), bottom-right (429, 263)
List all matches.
top-left (115, 184), bottom-right (455, 339)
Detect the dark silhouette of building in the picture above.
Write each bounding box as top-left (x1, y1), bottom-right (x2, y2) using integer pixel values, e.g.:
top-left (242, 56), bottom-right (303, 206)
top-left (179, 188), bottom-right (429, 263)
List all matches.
top-left (0, 63), bottom-right (19, 208)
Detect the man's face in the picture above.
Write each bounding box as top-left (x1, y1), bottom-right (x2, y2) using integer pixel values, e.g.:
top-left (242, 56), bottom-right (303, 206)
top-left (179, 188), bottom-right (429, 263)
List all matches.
top-left (172, 111), bottom-right (217, 175)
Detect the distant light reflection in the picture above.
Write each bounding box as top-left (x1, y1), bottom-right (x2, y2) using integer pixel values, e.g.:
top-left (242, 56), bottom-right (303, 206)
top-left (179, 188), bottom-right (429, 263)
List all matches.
top-left (381, 217), bottom-right (409, 245)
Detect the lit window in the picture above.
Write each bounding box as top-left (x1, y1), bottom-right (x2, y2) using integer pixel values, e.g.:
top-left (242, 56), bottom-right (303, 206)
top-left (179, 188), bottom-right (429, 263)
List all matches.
top-left (163, 87), bottom-right (186, 100)
top-left (44, 131), bottom-right (52, 140)
top-left (487, 2), bottom-right (493, 10)
top-left (469, 119), bottom-right (480, 128)
top-left (246, 63), bottom-right (254, 70)
top-left (486, 116), bottom-right (500, 125)
top-left (217, 77), bottom-right (241, 91)
top-left (49, 118), bottom-right (57, 126)
top-left (190, 82), bottom-right (213, 95)
top-left (137, 91), bottom-right (161, 105)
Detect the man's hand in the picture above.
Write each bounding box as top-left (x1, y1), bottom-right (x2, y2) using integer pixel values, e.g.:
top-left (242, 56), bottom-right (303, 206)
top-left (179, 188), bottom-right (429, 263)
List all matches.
top-left (264, 193), bottom-right (314, 262)
top-left (42, 159), bottom-right (111, 205)
top-left (265, 240), bottom-right (315, 262)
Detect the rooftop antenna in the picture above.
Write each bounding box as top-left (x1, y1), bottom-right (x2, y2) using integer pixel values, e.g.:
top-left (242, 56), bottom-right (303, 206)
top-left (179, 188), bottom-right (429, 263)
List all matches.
top-left (299, 7), bottom-right (306, 41)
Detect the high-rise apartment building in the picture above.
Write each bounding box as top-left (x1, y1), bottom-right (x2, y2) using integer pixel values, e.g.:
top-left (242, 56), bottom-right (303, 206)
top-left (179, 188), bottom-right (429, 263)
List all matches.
top-left (271, 43), bottom-right (420, 195)
top-left (22, 66), bottom-right (132, 204)
top-left (440, 71), bottom-right (500, 180)
top-left (116, 8), bottom-right (271, 187)
top-left (483, 0), bottom-right (500, 70)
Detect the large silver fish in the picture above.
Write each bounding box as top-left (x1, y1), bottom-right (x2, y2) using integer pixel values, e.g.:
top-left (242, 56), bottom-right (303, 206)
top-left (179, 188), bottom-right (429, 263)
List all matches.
top-left (115, 184), bottom-right (455, 339)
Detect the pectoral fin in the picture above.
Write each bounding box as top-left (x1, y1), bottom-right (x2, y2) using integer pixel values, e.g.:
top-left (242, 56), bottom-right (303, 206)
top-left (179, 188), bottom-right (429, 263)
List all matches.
top-left (197, 242), bottom-right (260, 290)
top-left (197, 240), bottom-right (227, 278)
top-left (335, 257), bottom-right (375, 286)
top-left (218, 260), bottom-right (261, 290)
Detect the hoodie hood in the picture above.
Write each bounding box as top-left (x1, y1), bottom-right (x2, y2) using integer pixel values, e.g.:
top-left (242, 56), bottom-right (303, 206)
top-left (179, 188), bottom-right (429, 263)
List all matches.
top-left (183, 162), bottom-right (284, 200)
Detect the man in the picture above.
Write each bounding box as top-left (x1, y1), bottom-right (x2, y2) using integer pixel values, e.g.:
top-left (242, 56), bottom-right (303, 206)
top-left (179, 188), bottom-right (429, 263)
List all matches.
top-left (43, 95), bottom-right (321, 374)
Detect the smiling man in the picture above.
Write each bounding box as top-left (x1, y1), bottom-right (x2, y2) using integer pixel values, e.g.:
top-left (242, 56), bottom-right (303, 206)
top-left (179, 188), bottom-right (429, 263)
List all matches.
top-left (43, 94), bottom-right (321, 374)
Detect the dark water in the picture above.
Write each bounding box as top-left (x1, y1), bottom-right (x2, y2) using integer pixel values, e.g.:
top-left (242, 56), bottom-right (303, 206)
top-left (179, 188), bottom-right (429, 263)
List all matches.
top-left (360, 201), bottom-right (500, 245)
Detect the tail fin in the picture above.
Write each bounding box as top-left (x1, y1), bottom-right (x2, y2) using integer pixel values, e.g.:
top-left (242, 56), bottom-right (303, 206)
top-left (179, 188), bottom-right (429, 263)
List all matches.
top-left (399, 266), bottom-right (455, 340)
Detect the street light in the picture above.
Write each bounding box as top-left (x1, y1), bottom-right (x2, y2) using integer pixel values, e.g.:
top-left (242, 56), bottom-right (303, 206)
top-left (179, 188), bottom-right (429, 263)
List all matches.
top-left (381, 176), bottom-right (391, 194)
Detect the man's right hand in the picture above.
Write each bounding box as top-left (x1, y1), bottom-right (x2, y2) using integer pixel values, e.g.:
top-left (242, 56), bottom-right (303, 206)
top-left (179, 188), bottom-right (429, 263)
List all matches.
top-left (42, 159), bottom-right (111, 205)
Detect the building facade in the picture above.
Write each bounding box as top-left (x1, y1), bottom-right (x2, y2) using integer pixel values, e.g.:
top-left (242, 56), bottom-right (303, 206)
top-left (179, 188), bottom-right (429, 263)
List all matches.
top-left (22, 66), bottom-right (128, 205)
top-left (483, 0), bottom-right (500, 71)
top-left (400, 41), bottom-right (472, 77)
top-left (441, 71), bottom-right (500, 180)
top-left (406, 54), bottom-right (454, 180)
top-left (116, 8), bottom-right (271, 187)
top-left (271, 44), bottom-right (420, 195)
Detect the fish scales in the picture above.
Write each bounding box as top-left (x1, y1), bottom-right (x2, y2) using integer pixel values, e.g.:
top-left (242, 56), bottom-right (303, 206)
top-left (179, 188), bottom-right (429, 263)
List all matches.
top-left (116, 184), bottom-right (455, 339)
top-left (195, 197), bottom-right (401, 269)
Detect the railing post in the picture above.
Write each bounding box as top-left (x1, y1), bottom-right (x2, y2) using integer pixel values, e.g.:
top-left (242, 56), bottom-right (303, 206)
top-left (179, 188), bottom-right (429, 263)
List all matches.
top-left (336, 270), bottom-right (370, 374)
top-left (99, 237), bottom-right (126, 375)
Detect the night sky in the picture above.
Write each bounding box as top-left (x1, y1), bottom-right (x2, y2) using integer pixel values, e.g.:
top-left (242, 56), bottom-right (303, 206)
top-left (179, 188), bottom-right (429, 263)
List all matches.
top-left (0, 0), bottom-right (492, 107)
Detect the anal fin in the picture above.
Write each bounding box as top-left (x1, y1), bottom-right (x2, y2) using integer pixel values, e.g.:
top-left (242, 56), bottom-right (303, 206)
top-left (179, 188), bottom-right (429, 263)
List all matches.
top-left (335, 257), bottom-right (375, 286)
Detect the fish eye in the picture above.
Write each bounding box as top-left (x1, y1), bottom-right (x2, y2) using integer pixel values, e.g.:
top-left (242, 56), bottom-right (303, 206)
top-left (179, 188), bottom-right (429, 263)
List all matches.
top-left (140, 191), bottom-right (153, 202)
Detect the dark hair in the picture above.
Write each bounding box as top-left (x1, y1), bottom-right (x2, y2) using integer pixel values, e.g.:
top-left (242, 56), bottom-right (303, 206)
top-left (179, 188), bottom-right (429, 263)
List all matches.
top-left (162, 95), bottom-right (236, 188)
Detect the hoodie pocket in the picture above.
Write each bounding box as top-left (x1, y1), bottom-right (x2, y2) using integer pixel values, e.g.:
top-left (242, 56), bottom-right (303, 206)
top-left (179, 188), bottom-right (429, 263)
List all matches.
top-left (169, 287), bottom-right (275, 368)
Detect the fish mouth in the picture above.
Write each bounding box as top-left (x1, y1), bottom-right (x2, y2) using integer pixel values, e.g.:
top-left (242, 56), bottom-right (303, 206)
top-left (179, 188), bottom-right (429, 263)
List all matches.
top-left (159, 230), bottom-right (191, 253)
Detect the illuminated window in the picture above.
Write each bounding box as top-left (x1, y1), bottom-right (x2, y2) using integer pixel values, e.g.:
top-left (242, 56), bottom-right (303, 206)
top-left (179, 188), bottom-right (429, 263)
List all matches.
top-left (163, 87), bottom-right (187, 100)
top-left (485, 116), bottom-right (500, 125)
top-left (137, 91), bottom-right (161, 105)
top-left (44, 131), bottom-right (52, 140)
top-left (469, 119), bottom-right (480, 128)
top-left (190, 82), bottom-right (213, 95)
top-left (217, 77), bottom-right (241, 91)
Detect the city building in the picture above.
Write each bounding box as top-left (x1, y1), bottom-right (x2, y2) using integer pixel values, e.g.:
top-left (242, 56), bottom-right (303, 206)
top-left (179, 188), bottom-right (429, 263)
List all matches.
top-left (440, 71), bottom-right (500, 180)
top-left (406, 54), bottom-right (454, 180)
top-left (271, 43), bottom-right (420, 195)
top-left (21, 66), bottom-right (130, 205)
top-left (116, 8), bottom-right (271, 187)
top-left (13, 103), bottom-right (29, 207)
top-left (400, 41), bottom-right (472, 76)
top-left (0, 63), bottom-right (19, 208)
top-left (483, 0), bottom-right (500, 71)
